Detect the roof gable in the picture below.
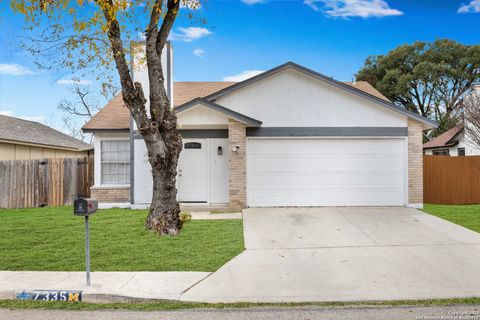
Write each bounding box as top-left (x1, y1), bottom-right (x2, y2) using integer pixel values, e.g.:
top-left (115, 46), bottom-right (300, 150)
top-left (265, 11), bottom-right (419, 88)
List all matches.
top-left (423, 125), bottom-right (464, 149)
top-left (213, 68), bottom-right (407, 128)
top-left (83, 65), bottom-right (438, 132)
top-left (176, 98), bottom-right (262, 127)
top-left (206, 62), bottom-right (437, 128)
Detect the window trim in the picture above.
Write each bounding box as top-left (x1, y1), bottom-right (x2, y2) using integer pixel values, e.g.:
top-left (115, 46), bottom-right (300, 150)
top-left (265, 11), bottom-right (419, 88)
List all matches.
top-left (100, 139), bottom-right (131, 186)
top-left (432, 148), bottom-right (450, 156)
top-left (184, 142), bottom-right (202, 149)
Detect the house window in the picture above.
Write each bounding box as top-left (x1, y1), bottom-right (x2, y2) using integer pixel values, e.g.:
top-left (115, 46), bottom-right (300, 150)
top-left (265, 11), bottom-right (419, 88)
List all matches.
top-left (185, 142), bottom-right (202, 149)
top-left (458, 148), bottom-right (466, 156)
top-left (101, 140), bottom-right (130, 185)
top-left (432, 149), bottom-right (450, 156)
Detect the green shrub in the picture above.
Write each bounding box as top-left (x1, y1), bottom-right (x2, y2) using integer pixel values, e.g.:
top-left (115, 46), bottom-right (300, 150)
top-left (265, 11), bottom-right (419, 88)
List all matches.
top-left (179, 212), bottom-right (192, 226)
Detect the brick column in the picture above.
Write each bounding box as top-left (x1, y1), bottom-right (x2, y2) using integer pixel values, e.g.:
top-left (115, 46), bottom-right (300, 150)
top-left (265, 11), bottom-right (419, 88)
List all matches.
top-left (228, 119), bottom-right (247, 210)
top-left (407, 118), bottom-right (423, 207)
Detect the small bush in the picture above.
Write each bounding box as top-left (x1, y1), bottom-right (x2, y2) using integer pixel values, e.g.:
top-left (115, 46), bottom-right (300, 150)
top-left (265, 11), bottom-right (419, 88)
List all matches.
top-left (179, 212), bottom-right (192, 226)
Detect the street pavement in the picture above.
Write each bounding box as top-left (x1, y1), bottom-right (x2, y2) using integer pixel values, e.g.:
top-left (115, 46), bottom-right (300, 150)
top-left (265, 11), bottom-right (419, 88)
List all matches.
top-left (1, 305), bottom-right (479, 320)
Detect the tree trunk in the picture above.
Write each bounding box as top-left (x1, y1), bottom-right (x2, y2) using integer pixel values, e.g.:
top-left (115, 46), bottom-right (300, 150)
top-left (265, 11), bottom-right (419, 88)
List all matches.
top-left (96, 0), bottom-right (183, 235)
top-left (143, 111), bottom-right (183, 235)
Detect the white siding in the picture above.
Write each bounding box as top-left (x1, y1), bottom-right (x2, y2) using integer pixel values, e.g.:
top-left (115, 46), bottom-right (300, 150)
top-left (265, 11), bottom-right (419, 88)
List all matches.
top-left (464, 132), bottom-right (480, 155)
top-left (133, 138), bottom-right (152, 204)
top-left (217, 68), bottom-right (407, 128)
top-left (247, 138), bottom-right (406, 207)
top-left (177, 104), bottom-right (229, 129)
top-left (133, 138), bottom-right (229, 205)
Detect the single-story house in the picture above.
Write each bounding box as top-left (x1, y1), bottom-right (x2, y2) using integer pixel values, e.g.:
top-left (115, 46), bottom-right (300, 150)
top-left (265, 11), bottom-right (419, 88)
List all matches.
top-left (423, 124), bottom-right (480, 156)
top-left (83, 46), bottom-right (437, 210)
top-left (0, 114), bottom-right (92, 160)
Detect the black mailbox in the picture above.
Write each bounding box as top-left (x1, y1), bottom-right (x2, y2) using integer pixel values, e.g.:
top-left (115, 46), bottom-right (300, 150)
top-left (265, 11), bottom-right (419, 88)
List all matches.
top-left (74, 198), bottom-right (98, 216)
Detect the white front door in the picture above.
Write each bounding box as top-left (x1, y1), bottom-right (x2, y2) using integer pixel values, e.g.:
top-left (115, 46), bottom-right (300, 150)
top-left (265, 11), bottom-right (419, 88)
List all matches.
top-left (247, 138), bottom-right (406, 207)
top-left (178, 139), bottom-right (207, 202)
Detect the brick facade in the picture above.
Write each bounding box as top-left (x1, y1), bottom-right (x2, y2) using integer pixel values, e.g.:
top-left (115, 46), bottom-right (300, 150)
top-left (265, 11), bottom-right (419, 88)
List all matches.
top-left (90, 186), bottom-right (130, 203)
top-left (228, 119), bottom-right (247, 210)
top-left (408, 118), bottom-right (424, 206)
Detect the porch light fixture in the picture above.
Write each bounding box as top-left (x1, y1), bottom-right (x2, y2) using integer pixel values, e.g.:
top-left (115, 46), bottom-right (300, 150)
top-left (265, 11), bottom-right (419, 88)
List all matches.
top-left (217, 146), bottom-right (223, 155)
top-left (232, 146), bottom-right (240, 153)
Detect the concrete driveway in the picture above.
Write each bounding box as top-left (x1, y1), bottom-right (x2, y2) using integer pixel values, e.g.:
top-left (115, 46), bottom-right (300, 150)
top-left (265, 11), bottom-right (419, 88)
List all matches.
top-left (181, 207), bottom-right (480, 303)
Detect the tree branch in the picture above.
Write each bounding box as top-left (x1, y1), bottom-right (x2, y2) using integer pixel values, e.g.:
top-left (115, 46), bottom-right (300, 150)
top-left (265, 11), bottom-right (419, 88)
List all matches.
top-left (145, 0), bottom-right (180, 125)
top-left (96, 0), bottom-right (150, 132)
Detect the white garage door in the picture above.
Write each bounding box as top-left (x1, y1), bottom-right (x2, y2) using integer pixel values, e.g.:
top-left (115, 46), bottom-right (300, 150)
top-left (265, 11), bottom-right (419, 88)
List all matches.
top-left (247, 138), bottom-right (406, 207)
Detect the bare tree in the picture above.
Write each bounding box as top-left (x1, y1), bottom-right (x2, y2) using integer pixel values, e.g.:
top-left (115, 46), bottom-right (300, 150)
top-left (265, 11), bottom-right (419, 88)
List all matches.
top-left (463, 90), bottom-right (480, 149)
top-left (58, 83), bottom-right (118, 144)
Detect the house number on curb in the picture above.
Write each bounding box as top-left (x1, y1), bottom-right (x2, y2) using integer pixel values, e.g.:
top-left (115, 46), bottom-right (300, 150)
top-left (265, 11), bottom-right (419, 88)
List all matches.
top-left (16, 290), bottom-right (82, 302)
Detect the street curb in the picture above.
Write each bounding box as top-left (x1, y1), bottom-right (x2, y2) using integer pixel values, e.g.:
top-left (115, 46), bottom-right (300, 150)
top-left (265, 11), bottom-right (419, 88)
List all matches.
top-left (1, 291), bottom-right (181, 304)
top-left (82, 293), bottom-right (179, 304)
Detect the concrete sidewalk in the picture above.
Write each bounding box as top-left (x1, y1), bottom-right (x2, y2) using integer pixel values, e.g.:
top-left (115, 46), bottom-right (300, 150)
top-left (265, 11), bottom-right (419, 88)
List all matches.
top-left (190, 212), bottom-right (242, 220)
top-left (0, 271), bottom-right (209, 303)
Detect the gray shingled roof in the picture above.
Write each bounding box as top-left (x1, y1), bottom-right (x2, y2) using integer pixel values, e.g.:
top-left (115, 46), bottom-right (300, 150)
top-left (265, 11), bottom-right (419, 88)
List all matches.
top-left (0, 115), bottom-right (93, 151)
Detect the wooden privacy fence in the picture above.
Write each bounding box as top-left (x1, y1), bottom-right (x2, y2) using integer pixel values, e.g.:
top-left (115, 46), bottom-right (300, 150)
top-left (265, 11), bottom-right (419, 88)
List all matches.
top-left (424, 155), bottom-right (480, 205)
top-left (0, 157), bottom-right (93, 209)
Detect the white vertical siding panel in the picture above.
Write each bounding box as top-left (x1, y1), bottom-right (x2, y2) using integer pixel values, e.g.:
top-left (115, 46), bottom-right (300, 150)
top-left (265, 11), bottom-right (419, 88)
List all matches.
top-left (216, 69), bottom-right (407, 127)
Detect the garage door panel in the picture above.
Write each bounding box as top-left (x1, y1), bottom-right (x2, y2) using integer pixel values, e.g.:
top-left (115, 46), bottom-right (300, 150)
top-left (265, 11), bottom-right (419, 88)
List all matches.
top-left (248, 155), bottom-right (404, 170)
top-left (248, 192), bottom-right (404, 207)
top-left (249, 174), bottom-right (404, 189)
top-left (247, 138), bottom-right (406, 207)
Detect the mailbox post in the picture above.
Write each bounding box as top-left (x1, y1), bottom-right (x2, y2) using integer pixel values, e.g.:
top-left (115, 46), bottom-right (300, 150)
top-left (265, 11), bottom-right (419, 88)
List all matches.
top-left (73, 198), bottom-right (98, 286)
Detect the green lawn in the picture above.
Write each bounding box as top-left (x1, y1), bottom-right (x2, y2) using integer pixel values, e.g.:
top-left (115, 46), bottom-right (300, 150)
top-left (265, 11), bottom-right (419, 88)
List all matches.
top-left (0, 206), bottom-right (244, 272)
top-left (423, 204), bottom-right (480, 233)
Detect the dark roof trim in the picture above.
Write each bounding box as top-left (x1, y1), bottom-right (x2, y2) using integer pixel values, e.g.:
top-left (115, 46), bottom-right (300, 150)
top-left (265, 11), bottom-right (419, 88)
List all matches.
top-left (175, 98), bottom-right (263, 127)
top-left (247, 127), bottom-right (408, 137)
top-left (82, 128), bottom-right (130, 133)
top-left (449, 126), bottom-right (465, 143)
top-left (204, 61), bottom-right (438, 129)
top-left (423, 141), bottom-right (460, 150)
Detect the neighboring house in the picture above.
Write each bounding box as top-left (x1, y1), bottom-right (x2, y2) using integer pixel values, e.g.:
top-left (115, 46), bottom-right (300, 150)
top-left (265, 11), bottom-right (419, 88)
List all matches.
top-left (83, 46), bottom-right (437, 210)
top-left (423, 124), bottom-right (480, 156)
top-left (0, 114), bottom-right (92, 160)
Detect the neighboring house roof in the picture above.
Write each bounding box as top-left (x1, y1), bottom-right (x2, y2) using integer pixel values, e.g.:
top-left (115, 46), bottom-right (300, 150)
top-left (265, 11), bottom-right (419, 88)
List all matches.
top-left (176, 98), bottom-right (262, 127)
top-left (83, 63), bottom-right (438, 132)
top-left (0, 114), bottom-right (92, 151)
top-left (423, 124), bottom-right (464, 149)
